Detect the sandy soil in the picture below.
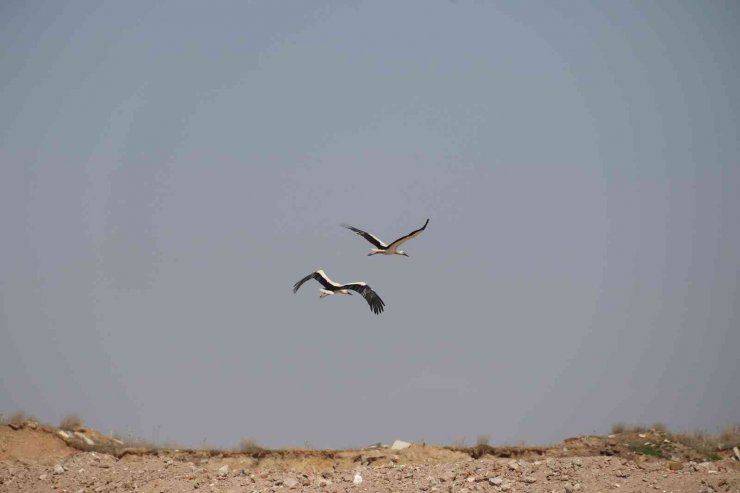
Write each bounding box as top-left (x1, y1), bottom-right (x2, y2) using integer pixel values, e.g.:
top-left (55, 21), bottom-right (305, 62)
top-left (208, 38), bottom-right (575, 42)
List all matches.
top-left (1, 424), bottom-right (738, 492)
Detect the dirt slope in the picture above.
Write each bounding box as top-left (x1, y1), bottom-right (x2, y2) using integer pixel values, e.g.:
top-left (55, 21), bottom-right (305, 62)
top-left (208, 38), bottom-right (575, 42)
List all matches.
top-left (1, 423), bottom-right (738, 492)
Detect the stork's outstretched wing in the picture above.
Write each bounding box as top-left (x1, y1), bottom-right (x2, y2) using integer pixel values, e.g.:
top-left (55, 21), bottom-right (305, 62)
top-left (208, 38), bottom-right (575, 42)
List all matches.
top-left (342, 283), bottom-right (385, 314)
top-left (341, 224), bottom-right (388, 249)
top-left (293, 270), bottom-right (336, 293)
top-left (387, 219), bottom-right (429, 251)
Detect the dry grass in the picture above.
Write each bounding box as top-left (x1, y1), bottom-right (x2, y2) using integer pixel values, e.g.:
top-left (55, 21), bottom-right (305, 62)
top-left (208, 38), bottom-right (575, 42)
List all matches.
top-left (610, 422), bottom-right (740, 460)
top-left (672, 425), bottom-right (740, 457)
top-left (718, 424), bottom-right (740, 449)
top-left (1, 411), bottom-right (36, 427)
top-left (59, 414), bottom-right (84, 430)
top-left (610, 423), bottom-right (649, 434)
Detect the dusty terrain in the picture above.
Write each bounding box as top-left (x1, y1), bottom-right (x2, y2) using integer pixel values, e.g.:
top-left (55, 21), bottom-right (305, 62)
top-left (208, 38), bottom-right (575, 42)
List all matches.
top-left (1, 422), bottom-right (738, 492)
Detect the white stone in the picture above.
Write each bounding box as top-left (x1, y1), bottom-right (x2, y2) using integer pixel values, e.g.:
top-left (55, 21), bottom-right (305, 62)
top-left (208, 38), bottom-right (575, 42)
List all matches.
top-left (489, 477), bottom-right (503, 485)
top-left (353, 472), bottom-right (363, 484)
top-left (58, 430), bottom-right (71, 439)
top-left (217, 465), bottom-right (230, 477)
top-left (390, 440), bottom-right (411, 450)
top-left (75, 431), bottom-right (95, 445)
top-left (53, 464), bottom-right (65, 474)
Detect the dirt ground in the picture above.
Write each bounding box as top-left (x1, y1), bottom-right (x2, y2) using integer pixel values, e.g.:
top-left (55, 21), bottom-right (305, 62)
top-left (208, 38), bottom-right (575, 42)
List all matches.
top-left (1, 423), bottom-right (738, 492)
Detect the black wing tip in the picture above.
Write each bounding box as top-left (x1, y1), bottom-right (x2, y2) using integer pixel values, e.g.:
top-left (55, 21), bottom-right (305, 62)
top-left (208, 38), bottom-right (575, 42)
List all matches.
top-left (371, 301), bottom-right (384, 314)
top-left (422, 218), bottom-right (430, 228)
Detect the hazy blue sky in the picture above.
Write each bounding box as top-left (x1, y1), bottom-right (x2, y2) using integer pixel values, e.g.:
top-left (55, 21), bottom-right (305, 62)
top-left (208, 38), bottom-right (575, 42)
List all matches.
top-left (1, 1), bottom-right (738, 448)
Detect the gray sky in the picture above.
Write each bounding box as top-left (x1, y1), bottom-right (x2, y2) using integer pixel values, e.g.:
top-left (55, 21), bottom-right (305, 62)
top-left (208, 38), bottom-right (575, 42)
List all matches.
top-left (1, 1), bottom-right (738, 449)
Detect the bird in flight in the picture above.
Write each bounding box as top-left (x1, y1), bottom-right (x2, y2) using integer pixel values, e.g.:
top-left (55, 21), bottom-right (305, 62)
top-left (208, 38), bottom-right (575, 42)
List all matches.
top-left (342, 219), bottom-right (429, 257)
top-left (293, 270), bottom-right (385, 314)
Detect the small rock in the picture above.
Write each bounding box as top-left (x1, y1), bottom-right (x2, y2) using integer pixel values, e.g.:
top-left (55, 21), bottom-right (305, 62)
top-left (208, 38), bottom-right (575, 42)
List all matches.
top-left (58, 430), bottom-right (71, 439)
top-left (390, 440), bottom-right (411, 450)
top-left (8, 423), bottom-right (21, 430)
top-left (353, 472), bottom-right (363, 484)
top-left (522, 476), bottom-right (536, 483)
top-left (638, 434), bottom-right (647, 438)
top-left (668, 462), bottom-right (683, 471)
top-left (38, 474), bottom-right (48, 480)
top-left (508, 461), bottom-right (519, 471)
top-left (217, 465), bottom-right (229, 477)
top-left (733, 446), bottom-right (740, 461)
top-left (53, 464), bottom-right (65, 474)
top-left (564, 483), bottom-right (574, 493)
top-left (489, 477), bottom-right (503, 486)
top-left (27, 421), bottom-right (38, 429)
top-left (283, 477), bottom-right (299, 488)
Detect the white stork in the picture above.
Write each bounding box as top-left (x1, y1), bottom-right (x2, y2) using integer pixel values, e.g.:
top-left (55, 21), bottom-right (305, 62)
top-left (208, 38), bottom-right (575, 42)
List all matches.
top-left (293, 270), bottom-right (385, 314)
top-left (342, 219), bottom-right (429, 257)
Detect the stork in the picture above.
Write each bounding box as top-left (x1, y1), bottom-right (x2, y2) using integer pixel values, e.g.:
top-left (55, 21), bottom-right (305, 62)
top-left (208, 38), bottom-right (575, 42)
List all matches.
top-left (293, 270), bottom-right (385, 314)
top-left (342, 219), bottom-right (429, 257)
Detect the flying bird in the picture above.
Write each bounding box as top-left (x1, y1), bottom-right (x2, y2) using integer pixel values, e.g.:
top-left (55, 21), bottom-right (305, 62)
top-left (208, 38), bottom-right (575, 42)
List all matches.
top-left (293, 270), bottom-right (385, 314)
top-left (342, 219), bottom-right (429, 257)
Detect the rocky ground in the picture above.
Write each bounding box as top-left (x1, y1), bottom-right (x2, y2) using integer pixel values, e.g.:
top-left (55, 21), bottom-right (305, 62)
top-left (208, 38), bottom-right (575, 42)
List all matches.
top-left (1, 423), bottom-right (738, 492)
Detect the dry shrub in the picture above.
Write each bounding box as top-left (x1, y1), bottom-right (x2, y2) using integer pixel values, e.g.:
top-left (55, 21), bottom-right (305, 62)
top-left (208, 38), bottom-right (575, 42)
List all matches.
top-left (239, 438), bottom-right (264, 453)
top-left (476, 434), bottom-right (491, 446)
top-left (718, 424), bottom-right (740, 449)
top-left (673, 430), bottom-right (716, 458)
top-left (610, 423), bottom-right (648, 434)
top-left (611, 423), bottom-right (626, 434)
top-left (672, 424), bottom-right (740, 457)
top-left (651, 422), bottom-right (667, 433)
top-left (60, 414), bottom-right (84, 430)
top-left (3, 411), bottom-right (35, 427)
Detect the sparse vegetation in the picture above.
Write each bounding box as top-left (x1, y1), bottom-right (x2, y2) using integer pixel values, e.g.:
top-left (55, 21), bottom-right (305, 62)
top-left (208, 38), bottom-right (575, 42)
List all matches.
top-left (610, 423), bottom-right (648, 434)
top-left (60, 413), bottom-right (84, 430)
top-left (717, 424), bottom-right (740, 449)
top-left (1, 411), bottom-right (36, 427)
top-left (476, 434), bottom-right (490, 446)
top-left (628, 442), bottom-right (668, 458)
top-left (239, 438), bottom-right (264, 453)
top-left (672, 426), bottom-right (739, 459)
top-left (608, 422), bottom-right (739, 461)
top-left (610, 422), bottom-right (626, 434)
